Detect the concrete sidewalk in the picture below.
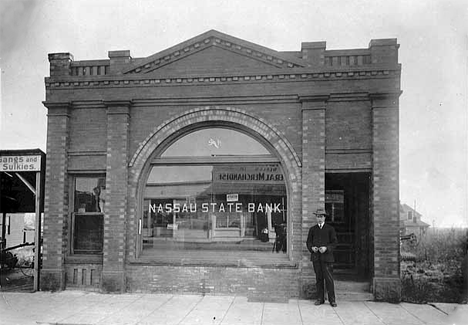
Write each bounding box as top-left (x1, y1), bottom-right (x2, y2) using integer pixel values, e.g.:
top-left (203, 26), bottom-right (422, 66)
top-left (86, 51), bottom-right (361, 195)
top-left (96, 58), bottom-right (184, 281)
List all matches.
top-left (1, 291), bottom-right (467, 325)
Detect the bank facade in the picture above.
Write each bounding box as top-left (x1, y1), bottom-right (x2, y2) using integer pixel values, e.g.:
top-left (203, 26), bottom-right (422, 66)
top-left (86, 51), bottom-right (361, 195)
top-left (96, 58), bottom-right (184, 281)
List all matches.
top-left (42, 30), bottom-right (401, 301)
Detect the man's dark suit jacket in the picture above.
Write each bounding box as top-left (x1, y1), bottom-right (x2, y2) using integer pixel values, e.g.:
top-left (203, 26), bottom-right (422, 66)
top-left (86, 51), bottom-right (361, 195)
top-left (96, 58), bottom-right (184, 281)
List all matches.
top-left (306, 223), bottom-right (338, 263)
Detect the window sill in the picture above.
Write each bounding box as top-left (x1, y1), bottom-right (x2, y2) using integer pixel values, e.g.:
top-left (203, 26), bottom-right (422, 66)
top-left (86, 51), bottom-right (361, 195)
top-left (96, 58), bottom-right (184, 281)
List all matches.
top-left (129, 251), bottom-right (297, 269)
top-left (65, 254), bottom-right (103, 264)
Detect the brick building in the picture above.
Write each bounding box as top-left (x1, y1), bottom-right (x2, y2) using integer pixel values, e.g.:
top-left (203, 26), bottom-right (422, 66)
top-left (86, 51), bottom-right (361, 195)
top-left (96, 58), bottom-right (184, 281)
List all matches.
top-left (41, 30), bottom-right (401, 301)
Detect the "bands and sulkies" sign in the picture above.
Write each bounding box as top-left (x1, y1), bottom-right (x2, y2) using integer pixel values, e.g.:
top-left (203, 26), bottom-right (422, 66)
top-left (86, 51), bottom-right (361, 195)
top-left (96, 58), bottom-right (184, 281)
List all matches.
top-left (0, 155), bottom-right (42, 172)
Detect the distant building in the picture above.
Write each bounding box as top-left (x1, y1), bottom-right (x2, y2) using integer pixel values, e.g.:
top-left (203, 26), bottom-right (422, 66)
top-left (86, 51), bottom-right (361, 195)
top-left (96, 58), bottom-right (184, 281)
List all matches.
top-left (41, 30), bottom-right (402, 301)
top-left (400, 203), bottom-right (430, 238)
top-left (0, 213), bottom-right (36, 248)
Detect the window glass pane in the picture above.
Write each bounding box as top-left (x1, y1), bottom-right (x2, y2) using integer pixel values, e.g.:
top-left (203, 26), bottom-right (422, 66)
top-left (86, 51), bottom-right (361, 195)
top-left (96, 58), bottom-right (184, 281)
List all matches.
top-left (73, 176), bottom-right (105, 254)
top-left (144, 163), bottom-right (287, 253)
top-left (74, 177), bottom-right (106, 213)
top-left (162, 128), bottom-right (271, 157)
top-left (74, 214), bottom-right (103, 254)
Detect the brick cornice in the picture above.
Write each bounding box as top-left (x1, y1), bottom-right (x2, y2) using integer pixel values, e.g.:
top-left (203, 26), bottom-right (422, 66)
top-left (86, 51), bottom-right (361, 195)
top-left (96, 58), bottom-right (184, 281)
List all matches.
top-left (44, 68), bottom-right (401, 89)
top-left (104, 100), bottom-right (133, 115)
top-left (131, 95), bottom-right (299, 107)
top-left (370, 91), bottom-right (402, 109)
top-left (299, 95), bottom-right (329, 111)
top-left (328, 92), bottom-right (369, 102)
top-left (298, 95), bottom-right (330, 103)
top-left (42, 101), bottom-right (71, 116)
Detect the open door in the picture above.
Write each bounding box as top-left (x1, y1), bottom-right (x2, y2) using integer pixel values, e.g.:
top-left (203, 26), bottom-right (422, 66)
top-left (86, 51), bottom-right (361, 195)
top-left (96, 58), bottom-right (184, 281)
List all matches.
top-left (325, 173), bottom-right (370, 280)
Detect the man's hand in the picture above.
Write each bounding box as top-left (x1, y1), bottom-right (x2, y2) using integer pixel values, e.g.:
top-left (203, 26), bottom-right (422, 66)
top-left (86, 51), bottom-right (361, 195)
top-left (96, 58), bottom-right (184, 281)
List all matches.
top-left (312, 246), bottom-right (319, 253)
top-left (319, 246), bottom-right (327, 253)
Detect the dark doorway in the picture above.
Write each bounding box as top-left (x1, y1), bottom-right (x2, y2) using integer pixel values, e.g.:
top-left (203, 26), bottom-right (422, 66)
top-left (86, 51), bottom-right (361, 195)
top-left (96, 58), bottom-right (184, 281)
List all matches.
top-left (325, 172), bottom-right (370, 280)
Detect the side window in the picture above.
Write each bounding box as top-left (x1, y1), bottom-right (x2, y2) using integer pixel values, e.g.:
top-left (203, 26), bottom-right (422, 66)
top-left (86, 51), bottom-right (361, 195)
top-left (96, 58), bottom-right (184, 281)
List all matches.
top-left (72, 176), bottom-right (105, 254)
top-left (407, 211), bottom-right (413, 220)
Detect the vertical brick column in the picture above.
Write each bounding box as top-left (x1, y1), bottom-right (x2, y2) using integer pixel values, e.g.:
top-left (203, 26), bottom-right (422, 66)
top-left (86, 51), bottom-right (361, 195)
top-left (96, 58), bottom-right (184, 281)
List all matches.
top-left (41, 102), bottom-right (70, 291)
top-left (102, 100), bottom-right (132, 292)
top-left (299, 95), bottom-right (328, 297)
top-left (370, 93), bottom-right (401, 302)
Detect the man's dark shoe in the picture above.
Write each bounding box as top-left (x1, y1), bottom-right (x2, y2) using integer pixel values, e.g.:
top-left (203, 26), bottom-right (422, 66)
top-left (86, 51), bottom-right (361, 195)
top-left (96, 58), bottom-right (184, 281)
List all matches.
top-left (314, 300), bottom-right (324, 305)
top-left (330, 301), bottom-right (337, 307)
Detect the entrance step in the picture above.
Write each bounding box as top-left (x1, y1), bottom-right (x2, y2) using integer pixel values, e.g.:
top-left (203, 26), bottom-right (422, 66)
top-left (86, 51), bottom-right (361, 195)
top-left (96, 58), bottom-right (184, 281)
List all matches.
top-left (335, 280), bottom-right (374, 301)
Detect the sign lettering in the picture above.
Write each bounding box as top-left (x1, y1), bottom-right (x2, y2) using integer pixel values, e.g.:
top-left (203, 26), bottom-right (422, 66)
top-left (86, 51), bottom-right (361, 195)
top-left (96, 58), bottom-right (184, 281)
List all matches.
top-left (0, 155), bottom-right (41, 172)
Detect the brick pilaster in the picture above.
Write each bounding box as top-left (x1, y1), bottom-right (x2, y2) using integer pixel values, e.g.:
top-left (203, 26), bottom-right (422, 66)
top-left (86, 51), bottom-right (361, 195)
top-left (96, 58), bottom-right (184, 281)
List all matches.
top-left (102, 100), bottom-right (132, 292)
top-left (299, 95), bottom-right (328, 297)
top-left (40, 102), bottom-right (71, 291)
top-left (370, 93), bottom-right (401, 302)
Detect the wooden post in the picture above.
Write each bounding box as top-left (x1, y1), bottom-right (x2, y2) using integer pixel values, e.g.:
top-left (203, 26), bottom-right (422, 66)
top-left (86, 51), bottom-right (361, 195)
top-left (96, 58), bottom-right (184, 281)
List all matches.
top-left (34, 171), bottom-right (41, 291)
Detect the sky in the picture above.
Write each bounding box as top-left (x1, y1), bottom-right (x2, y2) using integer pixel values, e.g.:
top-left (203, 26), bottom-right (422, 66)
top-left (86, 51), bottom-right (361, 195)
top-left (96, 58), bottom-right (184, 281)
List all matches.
top-left (0, 0), bottom-right (467, 227)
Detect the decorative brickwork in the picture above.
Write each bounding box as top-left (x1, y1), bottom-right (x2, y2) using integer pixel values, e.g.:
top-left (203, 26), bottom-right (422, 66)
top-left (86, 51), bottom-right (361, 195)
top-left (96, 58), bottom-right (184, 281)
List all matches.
top-left (41, 103), bottom-right (71, 291)
top-left (45, 69), bottom-right (399, 90)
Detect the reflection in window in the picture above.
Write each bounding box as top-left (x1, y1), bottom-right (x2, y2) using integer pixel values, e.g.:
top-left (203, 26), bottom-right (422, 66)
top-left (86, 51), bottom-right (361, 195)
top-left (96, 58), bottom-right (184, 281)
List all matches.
top-left (143, 128), bottom-right (288, 260)
top-left (144, 163), bottom-right (287, 253)
top-left (72, 176), bottom-right (105, 254)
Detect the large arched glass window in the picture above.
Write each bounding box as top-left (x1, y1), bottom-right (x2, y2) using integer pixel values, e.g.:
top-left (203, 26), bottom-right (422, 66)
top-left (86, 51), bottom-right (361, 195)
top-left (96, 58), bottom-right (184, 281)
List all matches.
top-left (142, 128), bottom-right (288, 264)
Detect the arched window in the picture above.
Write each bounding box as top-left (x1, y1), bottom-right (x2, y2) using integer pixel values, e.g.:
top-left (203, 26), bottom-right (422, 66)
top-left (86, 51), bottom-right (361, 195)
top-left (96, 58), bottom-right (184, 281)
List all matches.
top-left (141, 128), bottom-right (288, 263)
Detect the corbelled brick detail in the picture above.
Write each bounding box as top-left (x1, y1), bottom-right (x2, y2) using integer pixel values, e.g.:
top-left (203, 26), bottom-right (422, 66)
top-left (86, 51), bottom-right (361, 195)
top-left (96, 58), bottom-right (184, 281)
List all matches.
top-left (371, 93), bottom-right (401, 301)
top-left (102, 101), bottom-right (131, 292)
top-left (41, 103), bottom-right (71, 291)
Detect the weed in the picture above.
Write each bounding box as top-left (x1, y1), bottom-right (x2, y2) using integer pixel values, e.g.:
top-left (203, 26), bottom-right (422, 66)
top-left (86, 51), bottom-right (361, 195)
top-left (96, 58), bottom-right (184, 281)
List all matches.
top-left (401, 227), bottom-right (468, 303)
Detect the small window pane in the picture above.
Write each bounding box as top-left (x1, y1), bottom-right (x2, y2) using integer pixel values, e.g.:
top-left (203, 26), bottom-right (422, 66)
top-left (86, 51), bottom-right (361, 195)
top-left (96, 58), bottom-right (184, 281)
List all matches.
top-left (74, 177), bottom-right (106, 213)
top-left (74, 214), bottom-right (103, 254)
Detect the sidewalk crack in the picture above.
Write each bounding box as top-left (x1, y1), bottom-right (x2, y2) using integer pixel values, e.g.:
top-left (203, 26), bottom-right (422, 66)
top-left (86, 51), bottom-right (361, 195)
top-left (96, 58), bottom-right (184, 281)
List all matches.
top-left (427, 303), bottom-right (449, 315)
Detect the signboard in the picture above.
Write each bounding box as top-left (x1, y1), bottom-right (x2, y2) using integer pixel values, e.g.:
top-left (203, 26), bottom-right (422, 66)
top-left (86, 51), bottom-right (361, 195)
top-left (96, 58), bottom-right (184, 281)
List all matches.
top-left (0, 155), bottom-right (42, 172)
top-left (213, 164), bottom-right (284, 184)
top-left (226, 194), bottom-right (239, 202)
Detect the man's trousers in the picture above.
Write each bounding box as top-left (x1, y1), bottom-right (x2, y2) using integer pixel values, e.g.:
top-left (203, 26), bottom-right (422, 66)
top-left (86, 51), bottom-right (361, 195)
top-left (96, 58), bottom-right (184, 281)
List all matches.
top-left (312, 259), bottom-right (335, 303)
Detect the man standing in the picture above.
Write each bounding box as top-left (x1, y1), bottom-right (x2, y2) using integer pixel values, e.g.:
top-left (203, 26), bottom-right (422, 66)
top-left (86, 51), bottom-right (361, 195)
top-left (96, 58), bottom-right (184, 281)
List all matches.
top-left (306, 208), bottom-right (338, 307)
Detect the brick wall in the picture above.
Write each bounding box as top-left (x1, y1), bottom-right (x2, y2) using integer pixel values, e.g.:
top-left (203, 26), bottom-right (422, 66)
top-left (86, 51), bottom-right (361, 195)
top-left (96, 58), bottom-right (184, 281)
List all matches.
top-left (126, 264), bottom-right (300, 300)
